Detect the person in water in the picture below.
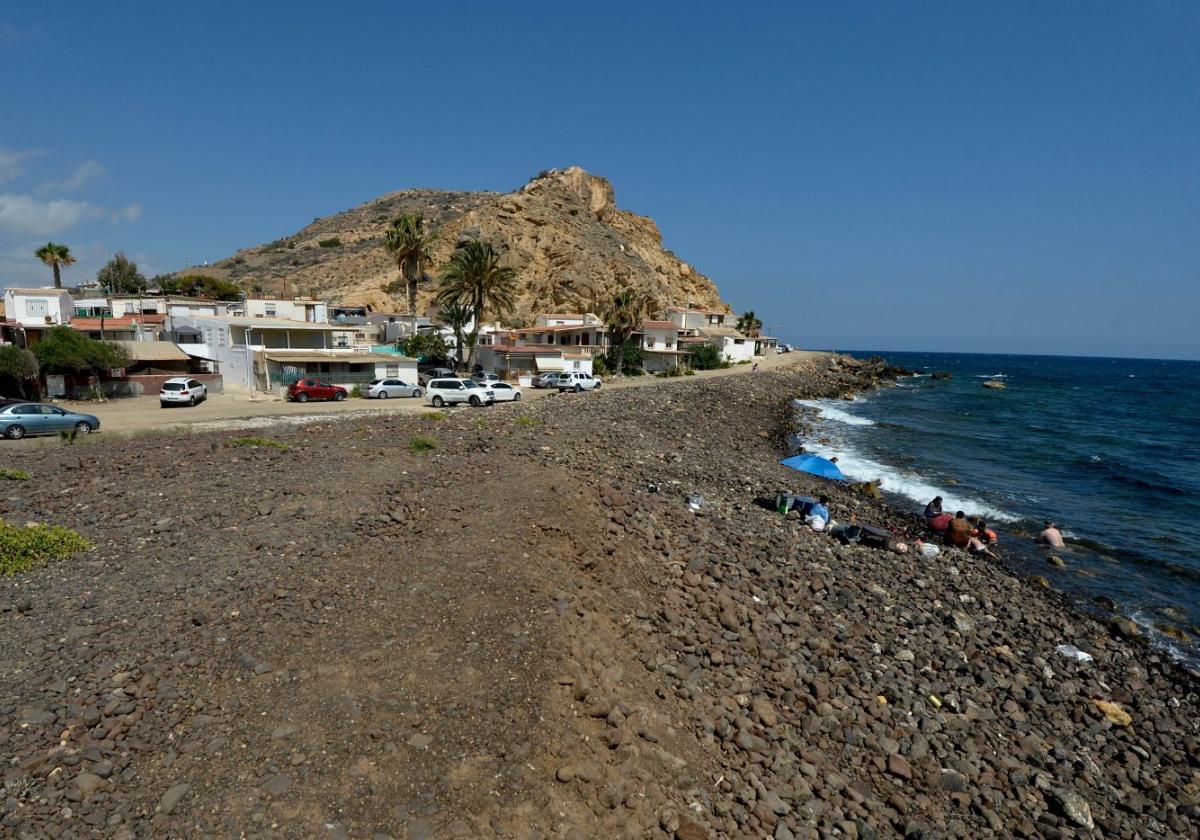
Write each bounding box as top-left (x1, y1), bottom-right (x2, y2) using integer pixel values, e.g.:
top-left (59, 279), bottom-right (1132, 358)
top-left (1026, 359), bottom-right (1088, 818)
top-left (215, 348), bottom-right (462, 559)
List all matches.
top-left (975, 519), bottom-right (998, 545)
top-left (945, 511), bottom-right (973, 548)
top-left (967, 534), bottom-right (996, 557)
top-left (924, 496), bottom-right (944, 520)
top-left (1038, 521), bottom-right (1066, 548)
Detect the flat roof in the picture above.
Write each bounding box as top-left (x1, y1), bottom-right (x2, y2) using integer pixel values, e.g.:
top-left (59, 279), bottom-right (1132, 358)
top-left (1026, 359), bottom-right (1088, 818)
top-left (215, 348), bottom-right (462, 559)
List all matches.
top-left (113, 340), bottom-right (190, 362)
top-left (263, 350), bottom-right (415, 364)
top-left (183, 315), bottom-right (344, 330)
top-left (4, 287), bottom-right (70, 296)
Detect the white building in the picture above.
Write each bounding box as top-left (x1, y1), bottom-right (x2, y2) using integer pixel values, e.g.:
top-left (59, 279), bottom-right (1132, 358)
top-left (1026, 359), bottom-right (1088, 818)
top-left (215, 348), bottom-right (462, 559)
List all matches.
top-left (635, 320), bottom-right (688, 372)
top-left (231, 297), bottom-right (328, 323)
top-left (109, 294), bottom-right (233, 318)
top-left (666, 305), bottom-right (730, 332)
top-left (3, 287), bottom-right (74, 326)
top-left (696, 326), bottom-right (756, 363)
top-left (534, 312), bottom-right (603, 328)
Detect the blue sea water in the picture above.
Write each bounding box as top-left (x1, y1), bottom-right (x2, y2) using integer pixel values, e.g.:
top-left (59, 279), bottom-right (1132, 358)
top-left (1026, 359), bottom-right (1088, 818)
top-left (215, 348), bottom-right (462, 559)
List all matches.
top-left (794, 351), bottom-right (1200, 668)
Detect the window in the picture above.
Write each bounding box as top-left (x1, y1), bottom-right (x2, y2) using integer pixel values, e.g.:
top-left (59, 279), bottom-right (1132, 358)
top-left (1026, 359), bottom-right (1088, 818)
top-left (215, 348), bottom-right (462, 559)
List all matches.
top-left (386, 365), bottom-right (399, 378)
top-left (27, 299), bottom-right (49, 317)
top-left (265, 305), bottom-right (277, 317)
top-left (125, 303), bottom-right (137, 315)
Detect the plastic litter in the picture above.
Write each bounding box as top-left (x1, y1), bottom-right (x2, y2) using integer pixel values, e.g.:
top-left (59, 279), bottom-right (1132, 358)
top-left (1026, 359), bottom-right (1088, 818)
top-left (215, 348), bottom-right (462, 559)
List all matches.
top-left (1054, 644), bottom-right (1095, 664)
top-left (685, 494), bottom-right (705, 511)
top-left (647, 482), bottom-right (659, 494)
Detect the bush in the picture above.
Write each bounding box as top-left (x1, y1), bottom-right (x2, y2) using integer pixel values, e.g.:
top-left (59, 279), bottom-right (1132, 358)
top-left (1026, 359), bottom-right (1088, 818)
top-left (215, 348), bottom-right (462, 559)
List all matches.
top-left (421, 411), bottom-right (446, 421)
top-left (0, 468), bottom-right (29, 481)
top-left (619, 344), bottom-right (645, 375)
top-left (515, 415), bottom-right (540, 427)
top-left (403, 332), bottom-right (451, 361)
top-left (1, 518), bottom-right (91, 575)
top-left (684, 369), bottom-right (695, 376)
top-left (349, 384), bottom-right (363, 398)
top-left (592, 356), bottom-right (610, 376)
top-left (688, 343), bottom-right (724, 370)
top-left (227, 436), bottom-right (289, 450)
top-left (318, 237), bottom-right (342, 248)
top-left (408, 435), bottom-right (437, 454)
top-left (657, 367), bottom-right (683, 378)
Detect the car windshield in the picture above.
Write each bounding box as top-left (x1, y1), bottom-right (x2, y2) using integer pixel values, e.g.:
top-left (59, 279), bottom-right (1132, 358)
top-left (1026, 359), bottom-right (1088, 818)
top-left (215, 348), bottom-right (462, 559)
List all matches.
top-left (463, 381), bottom-right (480, 389)
top-left (162, 383), bottom-right (184, 390)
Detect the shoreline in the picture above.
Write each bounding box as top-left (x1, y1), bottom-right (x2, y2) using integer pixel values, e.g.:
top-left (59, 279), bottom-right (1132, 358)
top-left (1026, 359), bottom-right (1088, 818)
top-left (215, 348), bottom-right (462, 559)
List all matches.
top-left (2, 354), bottom-right (1197, 837)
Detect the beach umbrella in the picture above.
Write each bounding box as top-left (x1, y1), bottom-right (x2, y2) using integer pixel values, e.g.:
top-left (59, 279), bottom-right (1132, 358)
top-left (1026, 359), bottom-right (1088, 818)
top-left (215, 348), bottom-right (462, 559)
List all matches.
top-left (780, 453), bottom-right (845, 480)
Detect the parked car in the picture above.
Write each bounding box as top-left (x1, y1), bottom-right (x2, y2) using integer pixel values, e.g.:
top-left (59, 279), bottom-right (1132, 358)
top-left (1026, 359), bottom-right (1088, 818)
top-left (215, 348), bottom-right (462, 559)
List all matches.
top-left (533, 373), bottom-right (563, 389)
top-left (557, 372), bottom-right (602, 393)
top-left (418, 367), bottom-right (455, 387)
top-left (426, 378), bottom-right (494, 408)
top-left (365, 378), bottom-right (422, 399)
top-left (287, 378), bottom-right (348, 403)
top-left (487, 382), bottom-right (522, 402)
top-left (1, 403), bottom-right (100, 440)
top-left (472, 372), bottom-right (500, 386)
top-left (159, 377), bottom-right (208, 408)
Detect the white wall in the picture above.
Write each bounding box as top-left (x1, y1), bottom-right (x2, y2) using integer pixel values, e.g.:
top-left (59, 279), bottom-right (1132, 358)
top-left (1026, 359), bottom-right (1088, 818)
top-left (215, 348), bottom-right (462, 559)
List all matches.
top-left (243, 299), bottom-right (328, 323)
top-left (4, 289), bottom-right (73, 325)
top-left (721, 336), bottom-right (756, 363)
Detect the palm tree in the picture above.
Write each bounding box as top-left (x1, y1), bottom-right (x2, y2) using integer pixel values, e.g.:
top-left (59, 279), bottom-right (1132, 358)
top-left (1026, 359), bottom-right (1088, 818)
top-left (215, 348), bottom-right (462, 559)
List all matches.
top-left (737, 310), bottom-right (762, 337)
top-left (35, 242), bottom-right (76, 289)
top-left (436, 240), bottom-right (518, 369)
top-left (602, 289), bottom-right (651, 375)
top-left (383, 214), bottom-right (437, 321)
top-left (438, 301), bottom-right (472, 368)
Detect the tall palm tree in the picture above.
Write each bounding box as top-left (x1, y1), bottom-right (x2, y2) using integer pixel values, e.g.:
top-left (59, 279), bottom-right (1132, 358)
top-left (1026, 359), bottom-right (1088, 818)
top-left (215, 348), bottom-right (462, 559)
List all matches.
top-left (438, 301), bottom-right (472, 368)
top-left (737, 310), bottom-right (762, 337)
top-left (35, 242), bottom-right (76, 289)
top-left (383, 214), bottom-right (437, 319)
top-left (436, 240), bottom-right (518, 369)
top-left (602, 289), bottom-right (651, 374)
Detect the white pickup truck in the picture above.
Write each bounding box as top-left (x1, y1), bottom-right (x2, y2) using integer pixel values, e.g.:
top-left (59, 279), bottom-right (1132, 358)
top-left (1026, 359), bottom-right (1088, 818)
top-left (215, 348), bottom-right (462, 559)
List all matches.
top-left (556, 372), bottom-right (603, 393)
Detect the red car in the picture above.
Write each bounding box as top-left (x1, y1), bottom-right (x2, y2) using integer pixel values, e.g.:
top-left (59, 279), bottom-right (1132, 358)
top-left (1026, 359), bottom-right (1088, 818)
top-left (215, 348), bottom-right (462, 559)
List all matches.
top-left (287, 378), bottom-right (347, 403)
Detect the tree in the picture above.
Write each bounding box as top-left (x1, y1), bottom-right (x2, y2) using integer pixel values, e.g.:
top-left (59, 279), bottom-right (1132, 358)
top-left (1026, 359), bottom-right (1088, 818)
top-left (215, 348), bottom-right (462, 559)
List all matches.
top-left (438, 301), bottom-right (471, 367)
top-left (619, 343), bottom-right (645, 375)
top-left (32, 326), bottom-right (130, 377)
top-left (0, 346), bottom-right (39, 398)
top-left (35, 242), bottom-right (76, 289)
top-left (736, 310), bottom-right (762, 337)
top-left (96, 252), bottom-right (147, 295)
top-left (601, 289), bottom-right (650, 375)
top-left (402, 331), bottom-right (451, 362)
top-left (689, 342), bottom-right (723, 370)
top-left (383, 214), bottom-right (437, 318)
top-left (436, 240), bottom-right (519, 369)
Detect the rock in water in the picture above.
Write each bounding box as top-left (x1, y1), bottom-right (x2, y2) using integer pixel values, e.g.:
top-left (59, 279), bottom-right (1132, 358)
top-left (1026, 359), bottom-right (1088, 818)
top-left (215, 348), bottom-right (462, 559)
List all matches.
top-left (982, 380), bottom-right (1006, 389)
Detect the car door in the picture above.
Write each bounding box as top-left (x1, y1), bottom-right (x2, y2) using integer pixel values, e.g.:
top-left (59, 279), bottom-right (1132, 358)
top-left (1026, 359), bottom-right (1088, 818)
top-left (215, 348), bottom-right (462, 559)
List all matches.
top-left (10, 404), bottom-right (46, 434)
top-left (188, 379), bottom-right (205, 397)
top-left (44, 406), bottom-right (75, 431)
top-left (491, 383), bottom-right (511, 401)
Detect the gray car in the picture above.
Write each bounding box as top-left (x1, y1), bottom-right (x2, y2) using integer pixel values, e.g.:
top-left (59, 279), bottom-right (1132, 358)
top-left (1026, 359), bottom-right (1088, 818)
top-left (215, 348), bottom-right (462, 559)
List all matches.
top-left (0, 403), bottom-right (101, 440)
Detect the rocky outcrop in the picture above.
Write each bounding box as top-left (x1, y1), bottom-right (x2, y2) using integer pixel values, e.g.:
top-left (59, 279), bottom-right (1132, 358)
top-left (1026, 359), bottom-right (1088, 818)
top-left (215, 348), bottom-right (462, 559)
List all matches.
top-left (183, 167), bottom-right (727, 323)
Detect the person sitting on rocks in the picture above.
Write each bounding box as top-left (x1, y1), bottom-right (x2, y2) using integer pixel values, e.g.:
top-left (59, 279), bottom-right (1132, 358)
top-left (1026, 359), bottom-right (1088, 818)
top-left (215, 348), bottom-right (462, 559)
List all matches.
top-left (808, 495), bottom-right (831, 523)
top-left (1038, 521), bottom-right (1066, 548)
top-left (924, 496), bottom-right (944, 520)
top-left (945, 511), bottom-right (973, 548)
top-left (967, 534), bottom-right (997, 557)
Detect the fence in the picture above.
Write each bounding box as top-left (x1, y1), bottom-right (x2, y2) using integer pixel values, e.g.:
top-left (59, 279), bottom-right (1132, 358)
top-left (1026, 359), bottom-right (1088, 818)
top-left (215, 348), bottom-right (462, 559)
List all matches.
top-left (268, 370), bottom-right (386, 387)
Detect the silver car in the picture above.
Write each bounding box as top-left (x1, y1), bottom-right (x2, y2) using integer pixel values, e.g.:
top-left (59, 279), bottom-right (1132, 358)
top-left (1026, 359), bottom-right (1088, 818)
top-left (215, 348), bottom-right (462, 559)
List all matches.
top-left (1, 403), bottom-right (101, 440)
top-left (365, 378), bottom-right (423, 399)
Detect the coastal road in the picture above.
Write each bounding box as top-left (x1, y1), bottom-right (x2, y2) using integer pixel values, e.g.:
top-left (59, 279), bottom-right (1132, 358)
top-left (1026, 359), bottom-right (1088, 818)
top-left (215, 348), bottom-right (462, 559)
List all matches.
top-left (21, 349), bottom-right (831, 439)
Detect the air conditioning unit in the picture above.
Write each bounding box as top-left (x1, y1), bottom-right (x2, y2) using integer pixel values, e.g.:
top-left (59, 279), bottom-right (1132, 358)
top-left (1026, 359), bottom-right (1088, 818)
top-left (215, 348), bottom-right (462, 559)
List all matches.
top-left (44, 315), bottom-right (53, 324)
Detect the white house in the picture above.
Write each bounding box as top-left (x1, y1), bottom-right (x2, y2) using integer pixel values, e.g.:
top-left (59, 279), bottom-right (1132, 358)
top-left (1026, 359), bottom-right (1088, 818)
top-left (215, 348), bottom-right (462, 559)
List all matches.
top-left (534, 312), bottom-right (603, 328)
top-left (3, 287), bottom-right (73, 326)
top-left (666, 306), bottom-right (729, 332)
top-left (696, 326), bottom-right (756, 363)
top-left (231, 297), bottom-right (328, 323)
top-left (635, 320), bottom-right (688, 372)
top-left (166, 315), bottom-right (364, 391)
top-left (109, 294), bottom-right (233, 318)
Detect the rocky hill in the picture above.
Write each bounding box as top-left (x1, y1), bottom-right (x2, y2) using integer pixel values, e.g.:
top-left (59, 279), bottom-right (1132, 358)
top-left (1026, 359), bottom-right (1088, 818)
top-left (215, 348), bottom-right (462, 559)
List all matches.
top-left (188, 167), bottom-right (727, 323)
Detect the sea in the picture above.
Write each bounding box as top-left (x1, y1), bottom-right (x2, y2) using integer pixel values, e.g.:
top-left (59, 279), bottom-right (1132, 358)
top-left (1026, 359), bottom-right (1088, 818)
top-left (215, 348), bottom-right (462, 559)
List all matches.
top-left (792, 351), bottom-right (1200, 670)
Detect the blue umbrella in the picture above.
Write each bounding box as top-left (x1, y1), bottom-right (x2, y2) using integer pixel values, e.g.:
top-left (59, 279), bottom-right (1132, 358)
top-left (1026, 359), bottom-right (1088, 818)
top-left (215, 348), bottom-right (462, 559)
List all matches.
top-left (780, 453), bottom-right (845, 481)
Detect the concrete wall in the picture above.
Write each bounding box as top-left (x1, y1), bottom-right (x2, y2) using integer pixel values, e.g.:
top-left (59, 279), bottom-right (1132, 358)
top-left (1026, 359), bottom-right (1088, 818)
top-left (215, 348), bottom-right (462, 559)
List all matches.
top-left (65, 373), bottom-right (224, 399)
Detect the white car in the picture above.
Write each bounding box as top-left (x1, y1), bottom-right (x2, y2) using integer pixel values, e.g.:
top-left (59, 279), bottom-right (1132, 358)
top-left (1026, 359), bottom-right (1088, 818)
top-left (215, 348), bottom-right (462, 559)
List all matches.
top-left (426, 378), bottom-right (494, 407)
top-left (365, 378), bottom-right (423, 399)
top-left (472, 372), bottom-right (500, 386)
top-left (160, 377), bottom-right (208, 408)
top-left (488, 382), bottom-right (523, 402)
top-left (557, 372), bottom-right (602, 393)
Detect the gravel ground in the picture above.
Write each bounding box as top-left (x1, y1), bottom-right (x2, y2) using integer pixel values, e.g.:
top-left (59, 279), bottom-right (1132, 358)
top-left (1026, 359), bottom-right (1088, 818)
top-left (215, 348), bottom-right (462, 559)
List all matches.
top-left (1, 355), bottom-right (1197, 839)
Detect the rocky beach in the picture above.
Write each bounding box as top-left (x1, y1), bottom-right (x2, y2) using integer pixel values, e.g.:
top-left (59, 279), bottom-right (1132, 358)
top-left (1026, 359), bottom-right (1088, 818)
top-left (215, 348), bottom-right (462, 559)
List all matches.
top-left (2, 355), bottom-right (1198, 839)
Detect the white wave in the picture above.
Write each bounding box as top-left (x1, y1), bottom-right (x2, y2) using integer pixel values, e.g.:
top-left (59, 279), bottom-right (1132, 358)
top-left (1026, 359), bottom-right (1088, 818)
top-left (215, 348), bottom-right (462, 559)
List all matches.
top-left (802, 440), bottom-right (1019, 522)
top-left (792, 399), bottom-right (876, 427)
top-left (975, 373), bottom-right (1007, 378)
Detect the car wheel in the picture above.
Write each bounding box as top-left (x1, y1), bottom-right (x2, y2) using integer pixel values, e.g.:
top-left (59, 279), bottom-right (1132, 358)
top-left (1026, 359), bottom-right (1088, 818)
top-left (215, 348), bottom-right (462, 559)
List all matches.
top-left (296, 393), bottom-right (309, 403)
top-left (160, 402), bottom-right (169, 409)
top-left (574, 385), bottom-right (583, 393)
top-left (4, 425), bottom-right (25, 440)
top-left (189, 395), bottom-right (197, 406)
top-left (513, 391), bottom-right (522, 401)
top-left (74, 421), bottom-right (92, 435)
top-left (334, 392), bottom-right (346, 401)
top-left (469, 396), bottom-right (481, 407)
top-left (378, 391), bottom-right (389, 399)
top-left (432, 395), bottom-right (444, 407)
top-left (412, 389), bottom-right (421, 398)
top-left (594, 381), bottom-right (601, 388)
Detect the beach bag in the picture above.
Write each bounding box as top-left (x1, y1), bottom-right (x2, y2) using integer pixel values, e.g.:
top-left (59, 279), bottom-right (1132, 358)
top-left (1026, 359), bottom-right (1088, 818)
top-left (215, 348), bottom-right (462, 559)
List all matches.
top-left (806, 515), bottom-right (826, 532)
top-left (832, 524), bottom-right (862, 545)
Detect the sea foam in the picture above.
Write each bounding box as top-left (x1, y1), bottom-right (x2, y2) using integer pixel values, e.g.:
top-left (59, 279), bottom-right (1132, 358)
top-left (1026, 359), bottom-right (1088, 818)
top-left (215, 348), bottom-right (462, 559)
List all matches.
top-left (792, 399), bottom-right (876, 426)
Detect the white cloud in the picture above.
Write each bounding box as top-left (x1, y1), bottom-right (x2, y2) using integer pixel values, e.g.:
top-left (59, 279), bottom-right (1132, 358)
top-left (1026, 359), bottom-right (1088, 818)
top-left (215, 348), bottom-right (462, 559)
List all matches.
top-left (118, 202), bottom-right (142, 222)
top-left (0, 147), bottom-right (42, 184)
top-left (0, 193), bottom-right (106, 235)
top-left (37, 159), bottom-right (105, 195)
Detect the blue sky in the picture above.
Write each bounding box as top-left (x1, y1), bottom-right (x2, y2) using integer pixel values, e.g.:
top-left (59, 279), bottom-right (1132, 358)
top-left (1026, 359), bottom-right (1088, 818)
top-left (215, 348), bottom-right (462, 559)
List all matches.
top-left (2, 2), bottom-right (1197, 358)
